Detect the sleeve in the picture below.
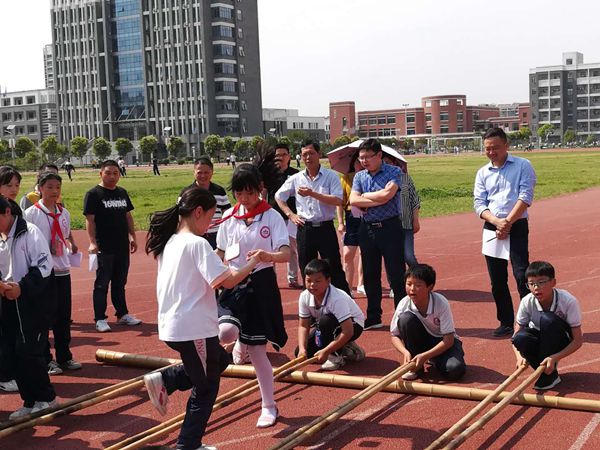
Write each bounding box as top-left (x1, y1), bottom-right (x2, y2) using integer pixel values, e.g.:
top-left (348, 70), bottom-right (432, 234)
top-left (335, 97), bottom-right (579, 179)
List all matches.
top-left (269, 211), bottom-right (290, 250)
top-left (332, 295), bottom-right (353, 323)
top-left (328, 172), bottom-right (343, 199)
top-left (564, 292), bottom-right (582, 328)
top-left (298, 292), bottom-right (312, 318)
top-left (63, 208), bottom-right (72, 238)
top-left (437, 296), bottom-right (456, 335)
top-left (274, 173), bottom-right (295, 202)
top-left (473, 168), bottom-right (489, 217)
top-left (389, 300), bottom-right (404, 336)
top-left (407, 176), bottom-right (420, 210)
top-left (518, 159), bottom-right (537, 206)
top-left (214, 185), bottom-right (232, 211)
top-left (83, 189), bottom-right (97, 216)
top-left (19, 224), bottom-right (53, 303)
top-left (351, 172), bottom-right (363, 194)
top-left (216, 216), bottom-right (230, 252)
top-left (196, 239), bottom-right (230, 289)
top-left (515, 297), bottom-right (531, 326)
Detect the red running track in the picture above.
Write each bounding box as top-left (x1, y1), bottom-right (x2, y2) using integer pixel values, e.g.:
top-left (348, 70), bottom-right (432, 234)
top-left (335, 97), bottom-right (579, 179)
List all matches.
top-left (1, 187), bottom-right (599, 450)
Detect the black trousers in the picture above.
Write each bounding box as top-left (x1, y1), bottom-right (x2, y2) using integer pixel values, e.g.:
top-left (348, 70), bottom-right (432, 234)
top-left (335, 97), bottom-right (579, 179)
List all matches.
top-left (396, 311), bottom-right (466, 380)
top-left (153, 164), bottom-right (161, 175)
top-left (512, 312), bottom-right (572, 368)
top-left (296, 221), bottom-right (350, 294)
top-left (46, 274), bottom-right (73, 364)
top-left (484, 218), bottom-right (529, 326)
top-left (298, 313), bottom-right (362, 357)
top-left (93, 252), bottom-right (130, 321)
top-left (0, 310), bottom-right (56, 406)
top-left (359, 217), bottom-right (406, 322)
top-left (163, 337), bottom-right (228, 450)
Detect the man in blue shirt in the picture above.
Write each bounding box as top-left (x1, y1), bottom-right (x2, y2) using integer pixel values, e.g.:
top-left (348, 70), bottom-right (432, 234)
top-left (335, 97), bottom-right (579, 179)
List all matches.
top-left (474, 127), bottom-right (537, 337)
top-left (350, 139), bottom-right (406, 330)
top-left (276, 140), bottom-right (350, 294)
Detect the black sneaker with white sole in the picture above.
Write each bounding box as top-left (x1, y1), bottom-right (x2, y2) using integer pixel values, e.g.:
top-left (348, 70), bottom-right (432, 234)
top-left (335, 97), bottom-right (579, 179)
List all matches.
top-left (364, 318), bottom-right (384, 330)
top-left (534, 370), bottom-right (561, 390)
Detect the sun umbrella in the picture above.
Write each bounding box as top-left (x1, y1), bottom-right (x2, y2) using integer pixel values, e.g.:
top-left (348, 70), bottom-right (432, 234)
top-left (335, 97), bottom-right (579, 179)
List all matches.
top-left (327, 139), bottom-right (408, 174)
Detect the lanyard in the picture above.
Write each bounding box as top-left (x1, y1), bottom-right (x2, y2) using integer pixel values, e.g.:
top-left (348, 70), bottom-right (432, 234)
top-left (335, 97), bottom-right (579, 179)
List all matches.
top-left (315, 287), bottom-right (331, 324)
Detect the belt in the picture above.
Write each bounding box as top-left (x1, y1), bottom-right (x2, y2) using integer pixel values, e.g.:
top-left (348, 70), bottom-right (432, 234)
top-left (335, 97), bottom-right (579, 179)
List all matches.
top-left (303, 220), bottom-right (333, 228)
top-left (363, 216), bottom-right (399, 228)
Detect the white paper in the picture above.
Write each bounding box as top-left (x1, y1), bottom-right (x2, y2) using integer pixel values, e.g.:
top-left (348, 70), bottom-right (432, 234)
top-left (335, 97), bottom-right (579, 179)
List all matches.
top-left (482, 229), bottom-right (510, 260)
top-left (88, 253), bottom-right (98, 272)
top-left (69, 251), bottom-right (83, 268)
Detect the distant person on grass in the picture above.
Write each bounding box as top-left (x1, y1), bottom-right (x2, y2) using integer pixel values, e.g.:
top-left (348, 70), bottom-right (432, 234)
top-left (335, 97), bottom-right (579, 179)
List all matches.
top-left (390, 264), bottom-right (466, 381)
top-left (512, 261), bottom-right (583, 391)
top-left (62, 160), bottom-right (75, 181)
top-left (474, 127), bottom-right (537, 337)
top-left (179, 156), bottom-right (230, 250)
top-left (296, 259), bottom-right (366, 371)
top-left (152, 157), bottom-right (161, 176)
top-left (84, 160), bottom-right (142, 333)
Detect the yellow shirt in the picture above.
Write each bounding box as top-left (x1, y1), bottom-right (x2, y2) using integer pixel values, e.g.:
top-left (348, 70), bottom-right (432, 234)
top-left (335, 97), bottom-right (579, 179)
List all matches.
top-left (340, 173), bottom-right (355, 211)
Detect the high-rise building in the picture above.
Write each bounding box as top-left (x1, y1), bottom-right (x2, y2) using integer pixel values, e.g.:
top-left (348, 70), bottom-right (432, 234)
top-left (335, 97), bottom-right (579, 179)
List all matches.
top-left (50, 0), bottom-right (262, 151)
top-left (43, 44), bottom-right (55, 89)
top-left (529, 52), bottom-right (600, 141)
top-left (0, 89), bottom-right (58, 146)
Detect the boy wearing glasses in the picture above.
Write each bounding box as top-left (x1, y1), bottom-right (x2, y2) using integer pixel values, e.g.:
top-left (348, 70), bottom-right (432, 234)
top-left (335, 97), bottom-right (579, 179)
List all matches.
top-left (512, 261), bottom-right (583, 390)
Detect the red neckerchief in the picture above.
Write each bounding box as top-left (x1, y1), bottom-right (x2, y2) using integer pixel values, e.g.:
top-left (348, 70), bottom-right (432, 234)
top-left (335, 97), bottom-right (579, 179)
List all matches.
top-left (34, 202), bottom-right (68, 247)
top-left (209, 200), bottom-right (271, 229)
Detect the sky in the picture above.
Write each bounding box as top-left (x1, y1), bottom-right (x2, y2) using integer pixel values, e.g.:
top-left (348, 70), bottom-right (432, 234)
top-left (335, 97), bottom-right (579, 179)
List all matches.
top-left (1, 0), bottom-right (599, 116)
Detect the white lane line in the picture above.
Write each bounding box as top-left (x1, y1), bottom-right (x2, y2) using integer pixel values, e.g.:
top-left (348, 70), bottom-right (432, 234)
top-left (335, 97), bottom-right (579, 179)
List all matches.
top-left (568, 413), bottom-right (600, 450)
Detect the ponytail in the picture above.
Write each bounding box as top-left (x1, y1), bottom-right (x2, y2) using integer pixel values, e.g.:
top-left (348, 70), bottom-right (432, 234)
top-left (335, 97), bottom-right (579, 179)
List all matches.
top-left (145, 186), bottom-right (217, 258)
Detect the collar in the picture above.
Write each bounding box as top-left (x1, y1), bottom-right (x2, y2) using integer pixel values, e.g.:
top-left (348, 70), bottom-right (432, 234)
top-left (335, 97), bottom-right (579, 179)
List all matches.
top-left (303, 165), bottom-right (323, 180)
top-left (36, 199), bottom-right (60, 214)
top-left (533, 289), bottom-right (557, 312)
top-left (308, 286), bottom-right (331, 309)
top-left (410, 292), bottom-right (434, 316)
top-left (237, 204), bottom-right (265, 223)
top-left (487, 153), bottom-right (515, 170)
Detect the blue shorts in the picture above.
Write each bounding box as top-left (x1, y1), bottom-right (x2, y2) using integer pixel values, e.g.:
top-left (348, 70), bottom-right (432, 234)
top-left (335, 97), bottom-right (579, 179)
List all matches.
top-left (343, 211), bottom-right (361, 247)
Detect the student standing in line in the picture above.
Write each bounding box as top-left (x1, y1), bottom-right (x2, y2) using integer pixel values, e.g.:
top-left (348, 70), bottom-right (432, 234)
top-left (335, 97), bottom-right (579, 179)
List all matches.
top-left (24, 172), bottom-right (82, 376)
top-left (144, 186), bottom-right (260, 450)
top-left (83, 160), bottom-right (142, 332)
top-left (0, 196), bottom-right (57, 419)
top-left (19, 163), bottom-right (61, 211)
top-left (217, 163), bottom-right (290, 428)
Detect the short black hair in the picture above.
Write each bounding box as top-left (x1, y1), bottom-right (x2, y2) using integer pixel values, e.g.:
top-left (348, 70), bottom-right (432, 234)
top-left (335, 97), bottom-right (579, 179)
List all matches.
top-left (100, 159), bottom-right (119, 170)
top-left (358, 138), bottom-right (382, 154)
top-left (230, 163), bottom-right (262, 193)
top-left (483, 127), bottom-right (508, 143)
top-left (405, 263), bottom-right (436, 287)
top-left (274, 142), bottom-right (290, 153)
top-left (39, 163), bottom-right (59, 174)
top-left (38, 171), bottom-right (63, 186)
top-left (525, 261), bottom-right (555, 279)
top-left (0, 166), bottom-right (21, 185)
top-left (194, 156), bottom-right (213, 169)
top-left (301, 139), bottom-right (320, 152)
top-left (304, 258), bottom-right (331, 279)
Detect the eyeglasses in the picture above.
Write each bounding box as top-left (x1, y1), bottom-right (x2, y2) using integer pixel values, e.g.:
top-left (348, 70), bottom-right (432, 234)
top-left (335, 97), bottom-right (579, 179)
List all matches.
top-left (526, 279), bottom-right (553, 289)
top-left (357, 154), bottom-right (378, 162)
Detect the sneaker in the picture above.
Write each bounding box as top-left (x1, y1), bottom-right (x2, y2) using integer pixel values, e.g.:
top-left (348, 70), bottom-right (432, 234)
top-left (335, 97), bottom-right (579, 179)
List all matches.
top-left (9, 406), bottom-right (33, 420)
top-left (364, 318), bottom-right (384, 330)
top-left (341, 341), bottom-right (366, 362)
top-left (96, 319), bottom-right (111, 332)
top-left (492, 324), bottom-right (514, 337)
top-left (356, 285), bottom-right (366, 295)
top-left (31, 399), bottom-right (58, 415)
top-left (61, 359), bottom-right (82, 371)
top-left (401, 370), bottom-right (419, 381)
top-left (288, 280), bottom-right (303, 289)
top-left (0, 379), bottom-right (18, 392)
top-left (117, 314), bottom-right (142, 326)
top-left (194, 445), bottom-right (218, 450)
top-left (232, 341), bottom-right (251, 365)
top-left (389, 289), bottom-right (394, 298)
top-left (144, 372), bottom-right (168, 415)
top-left (48, 360), bottom-right (64, 376)
top-left (321, 354), bottom-right (345, 371)
top-left (534, 370), bottom-right (561, 390)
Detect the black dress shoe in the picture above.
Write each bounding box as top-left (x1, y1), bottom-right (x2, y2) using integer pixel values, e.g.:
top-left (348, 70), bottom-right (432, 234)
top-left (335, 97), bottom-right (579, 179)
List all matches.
top-left (492, 324), bottom-right (514, 337)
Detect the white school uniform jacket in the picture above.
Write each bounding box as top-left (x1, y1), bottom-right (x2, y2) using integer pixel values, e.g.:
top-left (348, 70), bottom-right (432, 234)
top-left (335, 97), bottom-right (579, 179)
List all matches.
top-left (156, 233), bottom-right (230, 342)
top-left (216, 206), bottom-right (289, 272)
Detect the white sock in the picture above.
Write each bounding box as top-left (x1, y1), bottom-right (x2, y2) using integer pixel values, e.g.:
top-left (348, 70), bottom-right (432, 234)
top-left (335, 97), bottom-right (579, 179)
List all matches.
top-left (247, 344), bottom-right (275, 409)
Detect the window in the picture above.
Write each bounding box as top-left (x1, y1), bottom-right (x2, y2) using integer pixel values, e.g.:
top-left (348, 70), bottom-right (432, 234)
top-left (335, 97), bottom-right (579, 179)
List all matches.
top-left (212, 25), bottom-right (233, 39)
top-left (213, 44), bottom-right (234, 57)
top-left (1, 112), bottom-right (11, 121)
top-left (425, 113), bottom-right (431, 121)
top-left (28, 125), bottom-right (37, 134)
top-left (14, 97), bottom-right (23, 105)
top-left (1, 98), bottom-right (10, 106)
top-left (359, 117), bottom-right (367, 126)
top-left (440, 126), bottom-right (449, 133)
top-left (440, 112), bottom-right (449, 121)
top-left (457, 99), bottom-right (464, 105)
top-left (457, 126), bottom-right (463, 132)
top-left (566, 58), bottom-right (573, 65)
top-left (406, 114), bottom-right (415, 123)
top-left (212, 6), bottom-right (232, 19)
top-left (425, 100), bottom-right (432, 107)
top-left (386, 115), bottom-right (395, 124)
top-left (26, 96), bottom-right (36, 104)
top-left (377, 116), bottom-right (386, 125)
top-left (215, 80), bottom-right (237, 93)
top-left (214, 62), bottom-right (236, 75)
top-left (368, 117), bottom-right (376, 125)
top-left (407, 128), bottom-right (415, 135)
top-left (440, 99), bottom-right (449, 106)
top-left (27, 111), bottom-right (37, 120)
top-left (426, 127), bottom-right (432, 134)
top-left (457, 111), bottom-right (463, 121)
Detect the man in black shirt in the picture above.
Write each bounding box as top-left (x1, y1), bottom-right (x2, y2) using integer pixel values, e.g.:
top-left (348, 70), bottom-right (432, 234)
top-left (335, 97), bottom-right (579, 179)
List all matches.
top-left (83, 160), bottom-right (141, 332)
top-left (179, 156), bottom-right (231, 249)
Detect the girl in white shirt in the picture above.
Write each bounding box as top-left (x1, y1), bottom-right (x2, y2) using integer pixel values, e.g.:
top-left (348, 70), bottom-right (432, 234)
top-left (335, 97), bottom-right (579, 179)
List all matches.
top-left (216, 163), bottom-right (290, 428)
top-left (145, 186), bottom-right (259, 450)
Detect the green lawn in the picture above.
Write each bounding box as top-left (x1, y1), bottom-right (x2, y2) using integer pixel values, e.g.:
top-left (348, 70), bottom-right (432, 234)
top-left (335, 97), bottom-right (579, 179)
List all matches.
top-left (16, 150), bottom-right (600, 230)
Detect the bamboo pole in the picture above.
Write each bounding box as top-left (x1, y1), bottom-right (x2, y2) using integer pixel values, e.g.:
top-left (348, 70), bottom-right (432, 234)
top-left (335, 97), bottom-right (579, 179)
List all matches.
top-left (443, 365), bottom-right (547, 450)
top-left (425, 364), bottom-right (528, 450)
top-left (96, 349), bottom-right (180, 368)
top-left (108, 356), bottom-right (317, 450)
top-left (269, 362), bottom-right (416, 450)
top-left (0, 364), bottom-right (178, 438)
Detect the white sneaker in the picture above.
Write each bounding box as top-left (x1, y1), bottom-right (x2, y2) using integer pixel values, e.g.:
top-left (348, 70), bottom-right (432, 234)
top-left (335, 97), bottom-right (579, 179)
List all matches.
top-left (321, 354), bottom-right (345, 371)
top-left (118, 314), bottom-right (142, 326)
top-left (356, 285), bottom-right (366, 295)
top-left (31, 399), bottom-right (59, 415)
top-left (144, 372), bottom-right (168, 416)
top-left (9, 406), bottom-right (32, 420)
top-left (232, 340), bottom-right (251, 365)
top-left (401, 371), bottom-right (419, 381)
top-left (0, 379), bottom-right (19, 392)
top-left (48, 360), bottom-right (64, 376)
top-left (96, 319), bottom-right (111, 332)
top-left (389, 289), bottom-right (394, 298)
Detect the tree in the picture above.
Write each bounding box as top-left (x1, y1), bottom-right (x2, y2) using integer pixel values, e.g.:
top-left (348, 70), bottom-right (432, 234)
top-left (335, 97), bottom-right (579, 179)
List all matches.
top-left (56, 144), bottom-right (68, 158)
top-left (332, 135), bottom-right (351, 149)
top-left (233, 139), bottom-right (249, 159)
top-left (0, 139), bottom-right (9, 159)
top-left (24, 149), bottom-right (42, 170)
top-left (14, 137), bottom-right (35, 158)
top-left (167, 136), bottom-right (185, 158)
top-left (222, 136), bottom-right (235, 154)
top-left (250, 135), bottom-right (264, 151)
top-left (563, 128), bottom-right (577, 144)
top-left (519, 126), bottom-right (532, 141)
top-left (40, 135), bottom-right (59, 161)
top-left (586, 134), bottom-right (595, 146)
top-left (286, 131), bottom-right (307, 150)
top-left (93, 137), bottom-right (112, 160)
top-left (139, 135), bottom-right (158, 159)
top-left (204, 134), bottom-right (222, 160)
top-left (70, 136), bottom-right (89, 164)
top-left (537, 123), bottom-right (553, 141)
top-left (115, 137), bottom-right (133, 157)
top-left (350, 136), bottom-right (360, 142)
top-left (277, 136), bottom-right (293, 148)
